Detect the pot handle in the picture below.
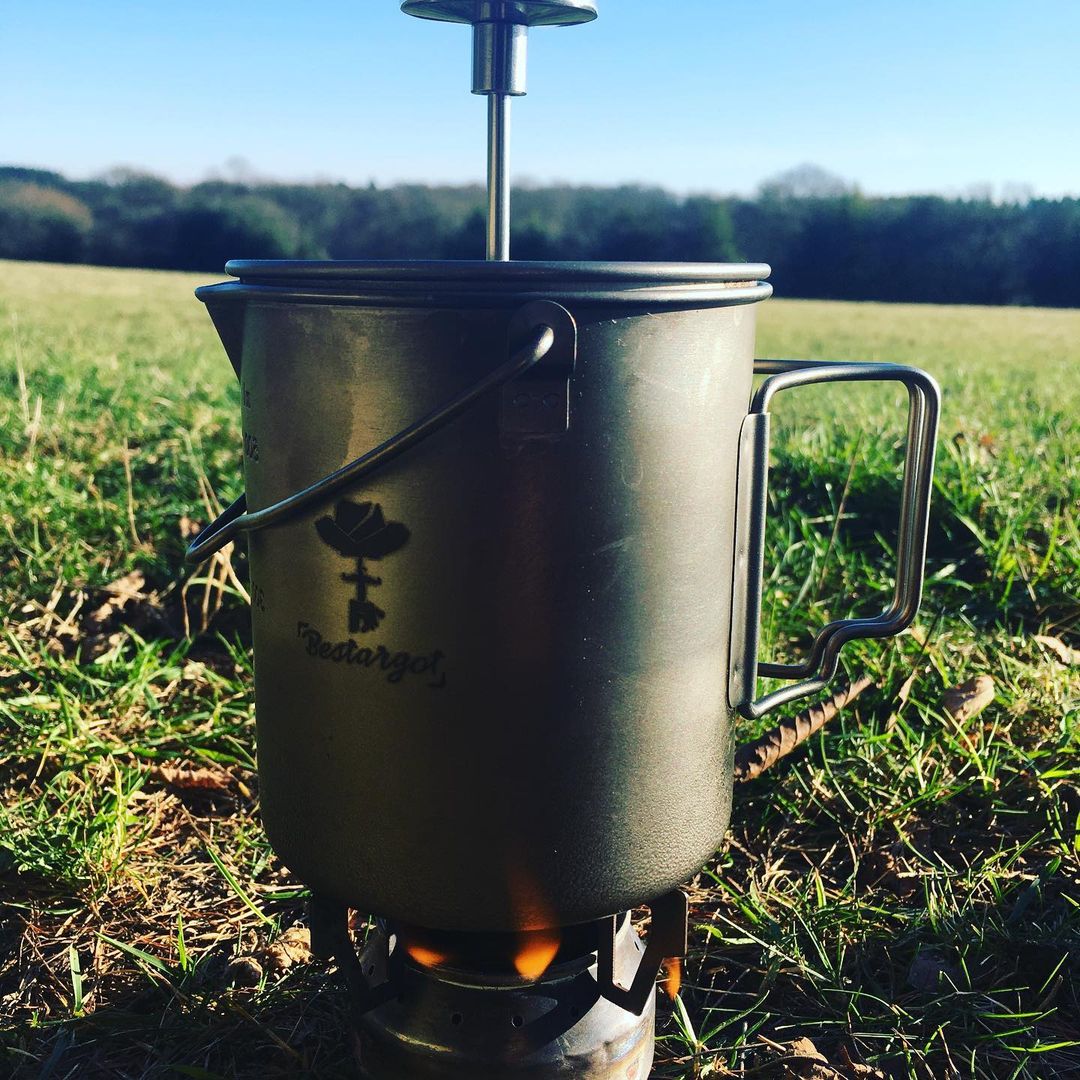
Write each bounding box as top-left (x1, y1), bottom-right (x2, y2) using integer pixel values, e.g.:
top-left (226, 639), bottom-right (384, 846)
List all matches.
top-left (730, 360), bottom-right (941, 720)
top-left (185, 302), bottom-right (571, 565)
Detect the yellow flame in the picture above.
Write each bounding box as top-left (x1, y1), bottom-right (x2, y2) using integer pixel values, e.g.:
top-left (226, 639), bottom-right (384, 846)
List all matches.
top-left (404, 942), bottom-right (451, 969)
top-left (513, 927), bottom-right (562, 981)
top-left (662, 958), bottom-right (682, 1000)
top-left (504, 859), bottom-right (562, 981)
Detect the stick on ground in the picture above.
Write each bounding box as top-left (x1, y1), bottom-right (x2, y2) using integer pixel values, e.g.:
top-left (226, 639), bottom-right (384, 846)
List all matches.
top-left (734, 675), bottom-right (874, 783)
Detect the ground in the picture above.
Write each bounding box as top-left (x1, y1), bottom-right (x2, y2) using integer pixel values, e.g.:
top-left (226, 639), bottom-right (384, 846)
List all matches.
top-left (0, 260), bottom-right (1077, 1078)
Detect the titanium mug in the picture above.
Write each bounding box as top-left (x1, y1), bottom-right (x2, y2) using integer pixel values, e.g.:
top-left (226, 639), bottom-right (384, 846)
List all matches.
top-left (188, 260), bottom-right (939, 932)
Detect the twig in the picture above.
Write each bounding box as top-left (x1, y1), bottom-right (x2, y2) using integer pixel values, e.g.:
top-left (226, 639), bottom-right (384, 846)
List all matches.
top-left (13, 313), bottom-right (30, 425)
top-left (734, 675), bottom-right (874, 783)
top-left (220, 549), bottom-right (251, 605)
top-left (26, 394), bottom-right (42, 463)
top-left (122, 438), bottom-right (141, 547)
top-left (12, 313), bottom-right (43, 463)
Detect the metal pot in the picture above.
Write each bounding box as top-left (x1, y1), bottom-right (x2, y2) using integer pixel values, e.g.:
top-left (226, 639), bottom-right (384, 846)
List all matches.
top-left (189, 259), bottom-right (939, 933)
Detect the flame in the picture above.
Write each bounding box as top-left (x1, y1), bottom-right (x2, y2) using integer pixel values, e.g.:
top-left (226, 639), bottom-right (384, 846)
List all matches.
top-left (662, 958), bottom-right (682, 1000)
top-left (512, 927), bottom-right (562, 981)
top-left (404, 941), bottom-right (452, 969)
top-left (399, 926), bottom-right (453, 969)
top-left (506, 860), bottom-right (562, 981)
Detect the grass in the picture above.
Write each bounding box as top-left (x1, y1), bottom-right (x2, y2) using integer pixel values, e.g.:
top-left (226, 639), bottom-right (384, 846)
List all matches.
top-left (1, 259), bottom-right (1077, 1079)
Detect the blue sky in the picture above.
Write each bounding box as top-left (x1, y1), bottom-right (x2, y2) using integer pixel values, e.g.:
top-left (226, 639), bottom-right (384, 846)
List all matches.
top-left (3, 0), bottom-right (1078, 197)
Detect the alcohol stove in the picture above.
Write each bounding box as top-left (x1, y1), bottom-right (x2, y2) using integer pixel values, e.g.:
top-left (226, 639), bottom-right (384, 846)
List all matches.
top-left (186, 3), bottom-right (941, 1076)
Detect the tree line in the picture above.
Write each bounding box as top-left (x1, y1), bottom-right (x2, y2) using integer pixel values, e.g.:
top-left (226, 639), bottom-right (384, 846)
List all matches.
top-left (1, 164), bottom-right (1077, 307)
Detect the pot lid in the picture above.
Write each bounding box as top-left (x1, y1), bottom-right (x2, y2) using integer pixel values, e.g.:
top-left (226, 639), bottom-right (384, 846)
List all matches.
top-left (224, 260), bottom-right (771, 286)
top-left (400, 1), bottom-right (597, 26)
top-left (201, 260), bottom-right (772, 310)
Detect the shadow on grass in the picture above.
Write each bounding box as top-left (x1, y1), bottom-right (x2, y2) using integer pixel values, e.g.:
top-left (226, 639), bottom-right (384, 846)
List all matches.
top-left (3, 966), bottom-right (358, 1079)
top-left (0, 860), bottom-right (354, 1080)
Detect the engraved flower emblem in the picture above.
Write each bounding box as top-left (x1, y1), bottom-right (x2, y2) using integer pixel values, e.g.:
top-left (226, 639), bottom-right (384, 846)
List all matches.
top-left (316, 500), bottom-right (410, 559)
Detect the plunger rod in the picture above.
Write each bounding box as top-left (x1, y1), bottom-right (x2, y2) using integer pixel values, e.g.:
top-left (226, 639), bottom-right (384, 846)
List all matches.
top-left (474, 20), bottom-right (526, 261)
top-left (401, 1), bottom-right (598, 260)
top-left (487, 93), bottom-right (512, 261)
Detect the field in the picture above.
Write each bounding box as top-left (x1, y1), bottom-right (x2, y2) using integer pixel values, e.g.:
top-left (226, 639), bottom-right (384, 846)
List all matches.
top-left (1, 259), bottom-right (1078, 1079)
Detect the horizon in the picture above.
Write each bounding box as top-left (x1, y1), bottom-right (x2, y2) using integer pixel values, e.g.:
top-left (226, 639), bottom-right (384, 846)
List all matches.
top-left (0, 160), bottom-right (1061, 207)
top-left (4, 1), bottom-right (1079, 201)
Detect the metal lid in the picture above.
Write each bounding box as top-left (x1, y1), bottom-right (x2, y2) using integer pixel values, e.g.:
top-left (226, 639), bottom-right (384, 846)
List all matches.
top-left (202, 260), bottom-right (772, 309)
top-left (401, 1), bottom-right (597, 26)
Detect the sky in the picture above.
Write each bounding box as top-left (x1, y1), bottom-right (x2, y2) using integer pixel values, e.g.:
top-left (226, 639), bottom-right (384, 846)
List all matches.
top-left (2, 0), bottom-right (1079, 199)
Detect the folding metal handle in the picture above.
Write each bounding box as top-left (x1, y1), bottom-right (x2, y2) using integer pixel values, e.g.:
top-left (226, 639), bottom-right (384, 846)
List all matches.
top-left (730, 359), bottom-right (941, 721)
top-left (185, 301), bottom-right (574, 564)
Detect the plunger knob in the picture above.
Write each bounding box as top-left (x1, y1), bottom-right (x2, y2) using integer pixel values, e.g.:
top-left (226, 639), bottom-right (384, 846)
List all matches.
top-left (401, 1), bottom-right (598, 29)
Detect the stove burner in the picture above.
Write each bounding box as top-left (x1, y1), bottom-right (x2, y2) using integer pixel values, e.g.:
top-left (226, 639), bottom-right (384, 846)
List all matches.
top-left (358, 918), bottom-right (652, 1079)
top-left (309, 894), bottom-right (688, 1079)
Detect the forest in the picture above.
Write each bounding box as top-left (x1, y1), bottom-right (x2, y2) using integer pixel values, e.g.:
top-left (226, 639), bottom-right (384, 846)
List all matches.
top-left (2, 163), bottom-right (1078, 307)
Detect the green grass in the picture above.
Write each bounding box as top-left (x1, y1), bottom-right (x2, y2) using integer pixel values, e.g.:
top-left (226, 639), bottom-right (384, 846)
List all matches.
top-left (1, 260), bottom-right (1078, 1078)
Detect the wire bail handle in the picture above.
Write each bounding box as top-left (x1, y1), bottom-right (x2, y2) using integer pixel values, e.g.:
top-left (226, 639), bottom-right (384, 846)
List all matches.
top-left (185, 301), bottom-right (575, 564)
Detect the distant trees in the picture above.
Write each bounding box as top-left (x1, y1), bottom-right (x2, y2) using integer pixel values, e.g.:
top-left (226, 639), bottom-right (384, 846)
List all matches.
top-left (171, 194), bottom-right (311, 271)
top-left (1023, 199), bottom-right (1080, 308)
top-left (757, 163), bottom-right (855, 201)
top-left (0, 182), bottom-right (93, 263)
top-left (78, 170), bottom-right (179, 267)
top-left (0, 164), bottom-right (1077, 308)
top-left (728, 180), bottom-right (1080, 307)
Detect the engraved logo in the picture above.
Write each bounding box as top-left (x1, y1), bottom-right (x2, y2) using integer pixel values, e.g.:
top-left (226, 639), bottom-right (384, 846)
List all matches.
top-left (316, 499), bottom-right (410, 634)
